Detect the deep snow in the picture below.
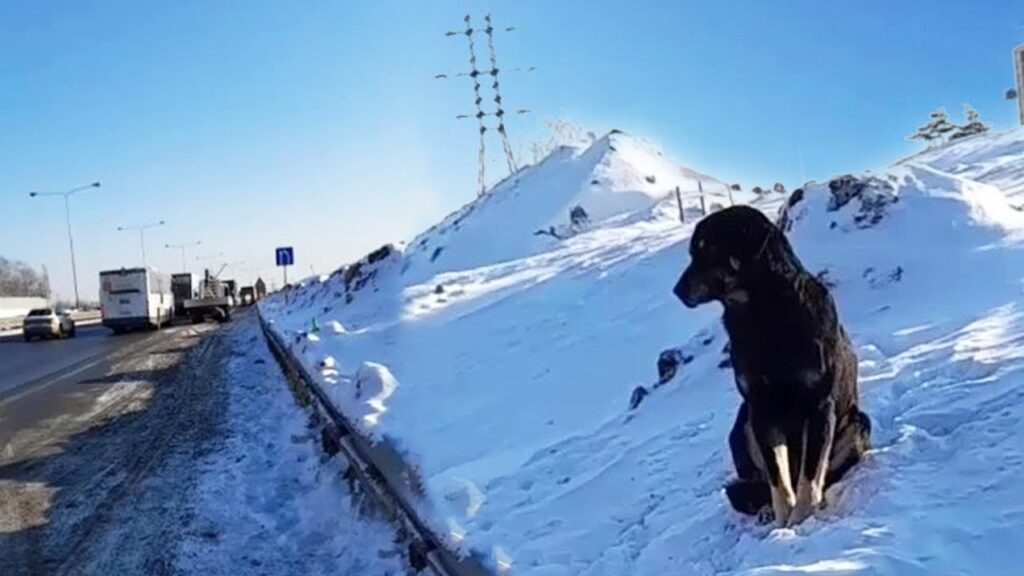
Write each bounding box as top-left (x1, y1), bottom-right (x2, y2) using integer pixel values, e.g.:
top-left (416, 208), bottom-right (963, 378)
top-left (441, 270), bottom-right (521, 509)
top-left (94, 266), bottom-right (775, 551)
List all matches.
top-left (262, 130), bottom-right (1024, 575)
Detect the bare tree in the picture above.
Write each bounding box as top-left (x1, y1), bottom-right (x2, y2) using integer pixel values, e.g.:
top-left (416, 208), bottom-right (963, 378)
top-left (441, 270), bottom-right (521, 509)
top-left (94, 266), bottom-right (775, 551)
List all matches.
top-left (531, 118), bottom-right (598, 162)
top-left (0, 256), bottom-right (50, 297)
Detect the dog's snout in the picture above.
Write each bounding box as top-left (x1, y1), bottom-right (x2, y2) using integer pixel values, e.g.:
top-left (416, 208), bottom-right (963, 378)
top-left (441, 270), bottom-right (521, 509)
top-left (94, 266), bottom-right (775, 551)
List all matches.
top-left (674, 267), bottom-right (706, 308)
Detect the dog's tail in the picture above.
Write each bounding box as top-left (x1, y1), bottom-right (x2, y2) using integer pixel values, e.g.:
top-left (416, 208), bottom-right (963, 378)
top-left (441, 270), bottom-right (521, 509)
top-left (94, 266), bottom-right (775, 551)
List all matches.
top-left (724, 478), bottom-right (771, 516)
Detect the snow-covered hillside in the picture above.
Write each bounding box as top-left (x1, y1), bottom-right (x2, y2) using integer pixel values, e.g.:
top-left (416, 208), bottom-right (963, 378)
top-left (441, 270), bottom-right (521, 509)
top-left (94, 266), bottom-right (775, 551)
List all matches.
top-left (905, 126), bottom-right (1024, 199)
top-left (401, 132), bottom-right (731, 285)
top-left (261, 130), bottom-right (1024, 575)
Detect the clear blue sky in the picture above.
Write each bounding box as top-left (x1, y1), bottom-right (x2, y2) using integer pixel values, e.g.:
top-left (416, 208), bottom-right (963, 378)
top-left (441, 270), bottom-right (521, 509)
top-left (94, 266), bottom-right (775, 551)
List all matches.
top-left (2, 1), bottom-right (1022, 301)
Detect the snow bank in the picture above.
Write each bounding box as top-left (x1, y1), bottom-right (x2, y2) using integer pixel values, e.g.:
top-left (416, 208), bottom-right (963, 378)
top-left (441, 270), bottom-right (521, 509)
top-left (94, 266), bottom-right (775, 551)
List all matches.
top-left (262, 129), bottom-right (1024, 575)
top-left (903, 126), bottom-right (1024, 199)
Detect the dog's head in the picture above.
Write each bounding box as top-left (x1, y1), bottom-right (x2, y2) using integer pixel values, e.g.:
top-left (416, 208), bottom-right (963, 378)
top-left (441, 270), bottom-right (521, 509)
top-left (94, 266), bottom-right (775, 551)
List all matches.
top-left (674, 206), bottom-right (783, 308)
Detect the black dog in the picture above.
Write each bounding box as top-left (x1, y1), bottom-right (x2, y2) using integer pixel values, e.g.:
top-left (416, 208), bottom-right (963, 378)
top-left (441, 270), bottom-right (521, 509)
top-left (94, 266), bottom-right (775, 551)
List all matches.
top-left (674, 206), bottom-right (870, 526)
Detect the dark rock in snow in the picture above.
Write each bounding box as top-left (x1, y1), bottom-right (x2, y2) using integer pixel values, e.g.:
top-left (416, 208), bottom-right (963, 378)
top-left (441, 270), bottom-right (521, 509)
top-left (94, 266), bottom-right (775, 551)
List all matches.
top-left (656, 348), bottom-right (691, 385)
top-left (629, 386), bottom-right (649, 410)
top-left (827, 174), bottom-right (897, 228)
top-left (570, 205), bottom-right (590, 229)
top-left (366, 244), bottom-right (393, 264)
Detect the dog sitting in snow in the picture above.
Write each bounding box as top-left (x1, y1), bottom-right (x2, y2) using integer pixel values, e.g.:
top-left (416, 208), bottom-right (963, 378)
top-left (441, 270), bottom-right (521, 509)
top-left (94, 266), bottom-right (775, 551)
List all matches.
top-left (673, 206), bottom-right (871, 526)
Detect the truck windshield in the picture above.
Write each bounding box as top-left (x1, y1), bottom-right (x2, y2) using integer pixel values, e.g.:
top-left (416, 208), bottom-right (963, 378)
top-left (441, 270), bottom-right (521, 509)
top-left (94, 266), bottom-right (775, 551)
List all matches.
top-left (27, 309), bottom-right (53, 317)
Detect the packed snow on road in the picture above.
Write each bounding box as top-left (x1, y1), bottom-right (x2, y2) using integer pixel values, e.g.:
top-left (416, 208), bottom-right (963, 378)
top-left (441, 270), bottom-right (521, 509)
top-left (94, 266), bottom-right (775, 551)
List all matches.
top-left (262, 128), bottom-right (1024, 575)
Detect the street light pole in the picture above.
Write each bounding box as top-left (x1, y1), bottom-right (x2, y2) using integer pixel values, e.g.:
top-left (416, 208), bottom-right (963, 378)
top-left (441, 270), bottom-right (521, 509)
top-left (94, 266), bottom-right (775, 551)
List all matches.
top-left (29, 181), bottom-right (101, 309)
top-left (117, 220), bottom-right (165, 268)
top-left (221, 260), bottom-right (245, 279)
top-left (196, 252), bottom-right (224, 276)
top-left (165, 240), bottom-right (202, 273)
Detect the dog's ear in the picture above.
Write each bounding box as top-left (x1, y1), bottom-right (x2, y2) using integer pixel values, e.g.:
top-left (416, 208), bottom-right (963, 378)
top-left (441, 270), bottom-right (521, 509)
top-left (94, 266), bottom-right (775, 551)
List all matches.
top-left (729, 256), bottom-right (741, 271)
top-left (736, 215), bottom-right (775, 263)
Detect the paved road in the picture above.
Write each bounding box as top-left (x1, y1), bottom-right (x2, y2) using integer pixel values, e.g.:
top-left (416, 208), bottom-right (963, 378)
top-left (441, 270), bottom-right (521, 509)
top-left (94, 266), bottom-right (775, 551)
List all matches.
top-left (0, 323), bottom-right (151, 399)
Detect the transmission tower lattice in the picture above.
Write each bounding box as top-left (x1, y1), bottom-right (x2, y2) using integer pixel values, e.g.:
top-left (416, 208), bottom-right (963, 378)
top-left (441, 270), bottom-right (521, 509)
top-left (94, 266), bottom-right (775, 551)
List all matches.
top-left (439, 14), bottom-right (533, 196)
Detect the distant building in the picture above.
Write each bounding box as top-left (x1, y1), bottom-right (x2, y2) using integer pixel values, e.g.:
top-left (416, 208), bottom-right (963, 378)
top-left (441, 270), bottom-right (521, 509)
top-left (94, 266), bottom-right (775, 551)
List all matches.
top-left (255, 277), bottom-right (267, 300)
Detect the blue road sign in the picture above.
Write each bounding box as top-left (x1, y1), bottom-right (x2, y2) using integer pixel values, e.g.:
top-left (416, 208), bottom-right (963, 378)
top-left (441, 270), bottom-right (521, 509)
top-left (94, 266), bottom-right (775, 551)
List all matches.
top-left (275, 247), bottom-right (294, 267)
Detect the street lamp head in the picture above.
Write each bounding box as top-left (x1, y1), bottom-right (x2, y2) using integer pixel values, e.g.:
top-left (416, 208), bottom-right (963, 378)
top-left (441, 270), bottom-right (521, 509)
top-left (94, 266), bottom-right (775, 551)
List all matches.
top-left (158, 220), bottom-right (165, 225)
top-left (91, 182), bottom-right (101, 188)
top-left (29, 192), bottom-right (38, 197)
top-left (117, 226), bottom-right (125, 231)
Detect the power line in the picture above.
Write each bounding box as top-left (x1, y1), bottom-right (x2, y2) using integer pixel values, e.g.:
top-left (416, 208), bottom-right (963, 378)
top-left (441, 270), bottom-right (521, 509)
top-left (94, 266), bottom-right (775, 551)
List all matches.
top-left (483, 14), bottom-right (518, 175)
top-left (440, 13), bottom-right (532, 196)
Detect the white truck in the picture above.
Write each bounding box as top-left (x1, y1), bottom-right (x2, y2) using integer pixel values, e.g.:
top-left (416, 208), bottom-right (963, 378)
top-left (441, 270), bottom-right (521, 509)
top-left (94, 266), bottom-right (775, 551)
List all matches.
top-left (99, 267), bottom-right (174, 333)
top-left (182, 268), bottom-right (235, 324)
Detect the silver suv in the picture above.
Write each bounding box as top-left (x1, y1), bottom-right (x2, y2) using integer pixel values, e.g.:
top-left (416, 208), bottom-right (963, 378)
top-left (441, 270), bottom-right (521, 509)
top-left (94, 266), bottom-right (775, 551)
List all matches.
top-left (23, 308), bottom-right (77, 341)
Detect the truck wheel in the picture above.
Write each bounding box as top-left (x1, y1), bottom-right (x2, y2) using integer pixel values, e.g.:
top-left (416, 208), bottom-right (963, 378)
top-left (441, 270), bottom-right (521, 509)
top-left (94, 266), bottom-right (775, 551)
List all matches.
top-left (24, 334), bottom-right (32, 342)
top-left (191, 315), bottom-right (204, 324)
top-left (69, 325), bottom-right (77, 338)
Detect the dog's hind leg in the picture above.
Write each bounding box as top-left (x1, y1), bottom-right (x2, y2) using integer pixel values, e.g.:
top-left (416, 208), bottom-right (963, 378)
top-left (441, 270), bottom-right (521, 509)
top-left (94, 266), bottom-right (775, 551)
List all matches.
top-left (725, 404), bottom-right (772, 517)
top-left (730, 403), bottom-right (763, 482)
top-left (791, 401), bottom-right (836, 525)
top-left (826, 409), bottom-right (871, 486)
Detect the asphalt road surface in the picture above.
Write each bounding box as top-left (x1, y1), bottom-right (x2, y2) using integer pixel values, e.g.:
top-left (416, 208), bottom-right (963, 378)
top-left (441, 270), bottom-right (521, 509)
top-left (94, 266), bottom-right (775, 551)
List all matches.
top-left (0, 323), bottom-right (150, 398)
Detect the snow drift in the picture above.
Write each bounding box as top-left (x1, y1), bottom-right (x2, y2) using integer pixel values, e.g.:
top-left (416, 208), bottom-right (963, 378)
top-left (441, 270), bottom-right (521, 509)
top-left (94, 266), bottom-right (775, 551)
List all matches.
top-left (905, 126), bottom-right (1024, 199)
top-left (261, 129), bottom-right (1024, 575)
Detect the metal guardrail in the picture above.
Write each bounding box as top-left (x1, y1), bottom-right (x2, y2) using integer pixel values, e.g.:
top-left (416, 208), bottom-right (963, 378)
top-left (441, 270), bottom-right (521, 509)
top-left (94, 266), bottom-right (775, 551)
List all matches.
top-left (257, 311), bottom-right (492, 576)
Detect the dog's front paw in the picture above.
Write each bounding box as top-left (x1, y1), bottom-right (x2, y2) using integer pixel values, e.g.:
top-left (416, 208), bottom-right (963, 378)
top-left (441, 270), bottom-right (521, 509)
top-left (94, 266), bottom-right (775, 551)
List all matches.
top-left (788, 497), bottom-right (814, 526)
top-left (770, 486), bottom-right (794, 527)
top-left (788, 480), bottom-right (822, 526)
